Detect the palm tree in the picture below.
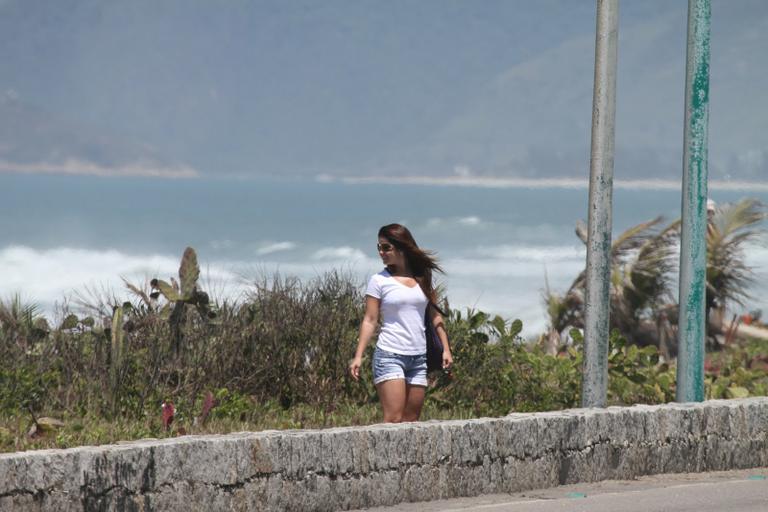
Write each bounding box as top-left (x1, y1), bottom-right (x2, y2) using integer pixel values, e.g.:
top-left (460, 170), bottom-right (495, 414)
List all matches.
top-left (705, 198), bottom-right (766, 333)
top-left (543, 216), bottom-right (679, 350)
top-left (0, 294), bottom-right (48, 355)
top-left (542, 197), bottom-right (766, 353)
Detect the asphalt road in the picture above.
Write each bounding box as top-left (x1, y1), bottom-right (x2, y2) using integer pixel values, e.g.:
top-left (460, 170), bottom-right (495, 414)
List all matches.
top-left (353, 468), bottom-right (768, 512)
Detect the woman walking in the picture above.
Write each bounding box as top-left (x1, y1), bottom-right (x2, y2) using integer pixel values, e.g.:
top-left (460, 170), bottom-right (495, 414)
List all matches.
top-left (349, 223), bottom-right (452, 423)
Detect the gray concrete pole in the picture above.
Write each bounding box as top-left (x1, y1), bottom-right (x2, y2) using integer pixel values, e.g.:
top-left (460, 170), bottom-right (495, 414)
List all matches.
top-left (582, 0), bottom-right (619, 408)
top-left (676, 0), bottom-right (710, 403)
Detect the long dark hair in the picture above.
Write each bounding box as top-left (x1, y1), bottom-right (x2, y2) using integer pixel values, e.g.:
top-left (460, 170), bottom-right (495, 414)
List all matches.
top-left (378, 223), bottom-right (443, 303)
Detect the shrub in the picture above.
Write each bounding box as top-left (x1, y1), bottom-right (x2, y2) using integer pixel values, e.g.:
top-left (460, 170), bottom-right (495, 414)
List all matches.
top-left (2, 247), bottom-right (768, 453)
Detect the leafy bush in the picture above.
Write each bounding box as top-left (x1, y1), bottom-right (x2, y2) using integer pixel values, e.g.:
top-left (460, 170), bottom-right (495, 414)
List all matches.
top-left (2, 246), bottom-right (768, 453)
top-left (705, 338), bottom-right (768, 399)
top-left (0, 366), bottom-right (59, 415)
top-left (428, 310), bottom-right (581, 415)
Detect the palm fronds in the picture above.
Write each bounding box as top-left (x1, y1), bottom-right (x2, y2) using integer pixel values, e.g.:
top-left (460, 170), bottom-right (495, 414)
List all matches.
top-left (0, 294), bottom-right (47, 352)
top-left (0, 294), bottom-right (41, 329)
top-left (547, 198), bottom-right (766, 349)
top-left (706, 198), bottom-right (766, 309)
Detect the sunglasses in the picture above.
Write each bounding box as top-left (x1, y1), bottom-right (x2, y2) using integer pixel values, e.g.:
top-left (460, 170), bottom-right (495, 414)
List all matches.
top-left (377, 243), bottom-right (395, 253)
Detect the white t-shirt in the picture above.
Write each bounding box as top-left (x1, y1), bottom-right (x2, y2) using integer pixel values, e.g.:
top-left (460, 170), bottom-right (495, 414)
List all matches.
top-left (365, 269), bottom-right (428, 355)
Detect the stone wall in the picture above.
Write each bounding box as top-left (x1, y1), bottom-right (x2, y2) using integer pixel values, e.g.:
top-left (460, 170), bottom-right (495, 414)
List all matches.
top-left (2, 397), bottom-right (768, 511)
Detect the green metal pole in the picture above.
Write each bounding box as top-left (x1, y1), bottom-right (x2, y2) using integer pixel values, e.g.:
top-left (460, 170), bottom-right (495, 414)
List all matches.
top-left (676, 0), bottom-right (710, 403)
top-left (582, 0), bottom-right (618, 408)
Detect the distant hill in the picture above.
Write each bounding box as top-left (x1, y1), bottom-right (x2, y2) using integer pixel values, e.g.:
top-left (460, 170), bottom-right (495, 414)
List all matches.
top-left (0, 92), bottom-right (196, 177)
top-left (0, 0), bottom-right (765, 180)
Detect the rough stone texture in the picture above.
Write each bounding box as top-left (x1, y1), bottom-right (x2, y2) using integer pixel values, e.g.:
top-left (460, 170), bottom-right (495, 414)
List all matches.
top-left (2, 398), bottom-right (768, 511)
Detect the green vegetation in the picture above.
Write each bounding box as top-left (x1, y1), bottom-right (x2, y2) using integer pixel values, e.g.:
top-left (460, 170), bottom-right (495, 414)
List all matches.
top-left (2, 198), bottom-right (767, 453)
top-left (544, 198), bottom-right (766, 357)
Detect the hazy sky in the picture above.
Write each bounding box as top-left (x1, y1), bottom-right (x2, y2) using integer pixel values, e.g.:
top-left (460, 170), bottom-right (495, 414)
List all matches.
top-left (1, 0), bottom-right (766, 181)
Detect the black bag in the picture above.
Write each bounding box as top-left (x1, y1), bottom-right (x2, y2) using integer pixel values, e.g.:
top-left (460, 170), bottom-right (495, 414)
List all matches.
top-left (424, 303), bottom-right (446, 373)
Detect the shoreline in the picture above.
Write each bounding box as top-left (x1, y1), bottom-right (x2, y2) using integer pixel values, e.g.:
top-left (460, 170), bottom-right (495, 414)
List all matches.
top-left (329, 175), bottom-right (768, 192)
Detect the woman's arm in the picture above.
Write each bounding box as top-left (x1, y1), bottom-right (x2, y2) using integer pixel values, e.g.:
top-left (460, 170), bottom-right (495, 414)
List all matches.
top-left (349, 296), bottom-right (380, 381)
top-left (431, 307), bottom-right (453, 369)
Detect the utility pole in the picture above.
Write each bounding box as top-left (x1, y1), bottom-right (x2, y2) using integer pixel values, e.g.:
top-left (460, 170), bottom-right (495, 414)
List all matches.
top-left (582, 0), bottom-right (619, 408)
top-left (677, 0), bottom-right (711, 403)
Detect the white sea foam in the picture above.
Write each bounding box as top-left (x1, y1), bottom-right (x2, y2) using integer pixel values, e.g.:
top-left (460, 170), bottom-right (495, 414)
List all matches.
top-left (425, 216), bottom-right (488, 229)
top-left (255, 241), bottom-right (297, 256)
top-left (4, 241), bottom-right (768, 338)
top-left (0, 246), bottom-right (236, 312)
top-left (209, 239), bottom-right (236, 251)
top-left (458, 216), bottom-right (482, 226)
top-left (311, 246), bottom-right (368, 261)
top-left (472, 244), bottom-right (585, 261)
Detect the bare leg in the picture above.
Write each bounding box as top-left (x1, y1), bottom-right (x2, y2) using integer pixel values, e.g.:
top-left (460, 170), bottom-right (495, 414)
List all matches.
top-left (402, 384), bottom-right (426, 422)
top-left (376, 379), bottom-right (406, 423)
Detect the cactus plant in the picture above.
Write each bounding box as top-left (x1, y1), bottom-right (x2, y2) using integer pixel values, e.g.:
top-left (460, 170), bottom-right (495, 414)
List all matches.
top-left (179, 247), bottom-right (200, 298)
top-left (110, 305), bottom-right (124, 403)
top-left (150, 247), bottom-right (215, 355)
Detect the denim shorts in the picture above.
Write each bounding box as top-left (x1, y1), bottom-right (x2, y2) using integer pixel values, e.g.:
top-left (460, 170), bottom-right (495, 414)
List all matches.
top-left (372, 347), bottom-right (428, 386)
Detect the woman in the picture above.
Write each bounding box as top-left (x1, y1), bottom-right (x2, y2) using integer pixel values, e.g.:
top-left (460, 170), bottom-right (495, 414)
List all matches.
top-left (349, 223), bottom-right (453, 423)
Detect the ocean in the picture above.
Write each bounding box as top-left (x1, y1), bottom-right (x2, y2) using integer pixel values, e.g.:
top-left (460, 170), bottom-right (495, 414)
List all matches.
top-left (2, 174), bottom-right (767, 337)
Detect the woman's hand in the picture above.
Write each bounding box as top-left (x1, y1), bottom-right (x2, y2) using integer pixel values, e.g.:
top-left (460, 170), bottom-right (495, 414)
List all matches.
top-left (349, 356), bottom-right (363, 381)
top-left (442, 349), bottom-right (453, 370)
